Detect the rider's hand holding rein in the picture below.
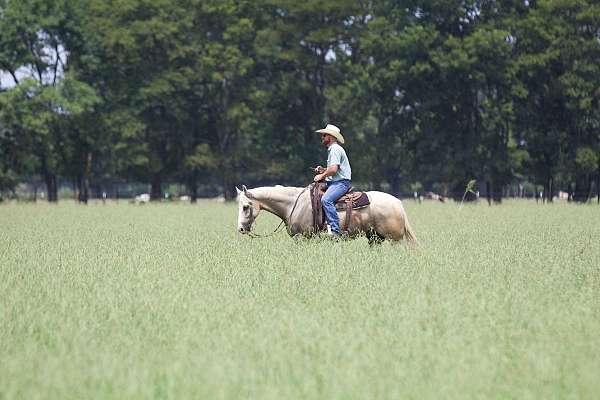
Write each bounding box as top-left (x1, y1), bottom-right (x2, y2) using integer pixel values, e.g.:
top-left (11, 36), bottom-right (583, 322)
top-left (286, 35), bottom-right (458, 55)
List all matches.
top-left (313, 164), bottom-right (338, 182)
top-left (313, 165), bottom-right (325, 182)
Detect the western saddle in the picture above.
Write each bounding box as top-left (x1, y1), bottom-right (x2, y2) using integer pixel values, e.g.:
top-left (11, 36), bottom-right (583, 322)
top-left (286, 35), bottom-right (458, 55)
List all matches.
top-left (309, 182), bottom-right (370, 233)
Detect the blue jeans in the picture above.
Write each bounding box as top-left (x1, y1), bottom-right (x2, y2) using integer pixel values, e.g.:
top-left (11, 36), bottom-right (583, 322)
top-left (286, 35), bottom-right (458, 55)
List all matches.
top-left (322, 179), bottom-right (351, 233)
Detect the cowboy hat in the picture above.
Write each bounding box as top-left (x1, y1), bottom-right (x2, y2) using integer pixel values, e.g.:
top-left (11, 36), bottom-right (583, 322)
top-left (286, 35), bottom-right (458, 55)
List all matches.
top-left (315, 124), bottom-right (345, 144)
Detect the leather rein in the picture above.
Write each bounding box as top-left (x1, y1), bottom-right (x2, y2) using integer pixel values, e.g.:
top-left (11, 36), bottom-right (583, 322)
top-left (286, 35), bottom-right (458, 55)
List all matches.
top-left (246, 186), bottom-right (308, 239)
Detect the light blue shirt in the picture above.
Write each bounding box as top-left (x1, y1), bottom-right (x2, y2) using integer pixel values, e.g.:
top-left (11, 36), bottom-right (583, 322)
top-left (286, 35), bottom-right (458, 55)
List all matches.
top-left (326, 143), bottom-right (351, 182)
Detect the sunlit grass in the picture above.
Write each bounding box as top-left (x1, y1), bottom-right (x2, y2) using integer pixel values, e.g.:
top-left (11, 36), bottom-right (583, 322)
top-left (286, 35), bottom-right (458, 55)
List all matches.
top-left (1, 200), bottom-right (599, 399)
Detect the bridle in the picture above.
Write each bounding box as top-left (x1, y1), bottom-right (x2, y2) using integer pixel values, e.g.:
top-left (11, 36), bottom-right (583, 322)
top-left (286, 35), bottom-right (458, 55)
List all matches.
top-left (245, 186), bottom-right (308, 239)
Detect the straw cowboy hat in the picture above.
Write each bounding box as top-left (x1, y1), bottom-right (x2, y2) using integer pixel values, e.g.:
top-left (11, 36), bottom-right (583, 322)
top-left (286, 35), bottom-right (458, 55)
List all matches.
top-left (315, 124), bottom-right (345, 144)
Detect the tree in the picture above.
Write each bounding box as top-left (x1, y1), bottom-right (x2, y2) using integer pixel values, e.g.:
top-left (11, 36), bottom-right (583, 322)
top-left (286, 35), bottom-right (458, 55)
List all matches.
top-left (186, 0), bottom-right (262, 198)
top-left (0, 0), bottom-right (97, 202)
top-left (251, 0), bottom-right (369, 186)
top-left (514, 0), bottom-right (600, 202)
top-left (81, 0), bottom-right (192, 199)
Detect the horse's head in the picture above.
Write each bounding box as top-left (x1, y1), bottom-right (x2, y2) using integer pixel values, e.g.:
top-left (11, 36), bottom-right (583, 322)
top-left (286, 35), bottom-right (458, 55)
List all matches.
top-left (236, 185), bottom-right (260, 234)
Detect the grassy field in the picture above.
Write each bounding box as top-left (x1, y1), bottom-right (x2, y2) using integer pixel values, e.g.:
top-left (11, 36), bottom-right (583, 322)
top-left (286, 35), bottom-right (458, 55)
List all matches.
top-left (1, 200), bottom-right (599, 399)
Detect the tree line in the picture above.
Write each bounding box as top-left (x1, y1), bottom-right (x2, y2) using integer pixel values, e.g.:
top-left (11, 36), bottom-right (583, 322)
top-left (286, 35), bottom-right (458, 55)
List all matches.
top-left (1, 0), bottom-right (599, 203)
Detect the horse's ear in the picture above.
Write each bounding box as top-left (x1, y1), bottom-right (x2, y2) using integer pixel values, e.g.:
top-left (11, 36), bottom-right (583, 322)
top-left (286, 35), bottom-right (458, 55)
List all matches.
top-left (236, 186), bottom-right (242, 194)
top-left (242, 185), bottom-right (248, 194)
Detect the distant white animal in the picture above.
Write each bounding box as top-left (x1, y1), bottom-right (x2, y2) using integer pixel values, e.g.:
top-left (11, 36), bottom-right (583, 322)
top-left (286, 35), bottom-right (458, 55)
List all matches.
top-left (424, 192), bottom-right (446, 202)
top-left (210, 195), bottom-right (226, 203)
top-left (134, 193), bottom-right (150, 204)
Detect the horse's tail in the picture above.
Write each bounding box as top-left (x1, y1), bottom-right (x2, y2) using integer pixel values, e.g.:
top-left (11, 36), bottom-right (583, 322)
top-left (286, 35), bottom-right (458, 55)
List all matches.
top-left (404, 219), bottom-right (418, 244)
top-left (399, 205), bottom-right (418, 245)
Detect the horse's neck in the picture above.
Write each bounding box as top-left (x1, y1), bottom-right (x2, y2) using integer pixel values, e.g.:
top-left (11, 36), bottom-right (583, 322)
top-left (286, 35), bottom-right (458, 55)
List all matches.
top-left (250, 187), bottom-right (302, 222)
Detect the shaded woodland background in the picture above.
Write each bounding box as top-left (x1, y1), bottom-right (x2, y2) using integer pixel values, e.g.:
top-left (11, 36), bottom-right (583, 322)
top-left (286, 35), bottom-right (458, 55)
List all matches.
top-left (1, 0), bottom-right (599, 203)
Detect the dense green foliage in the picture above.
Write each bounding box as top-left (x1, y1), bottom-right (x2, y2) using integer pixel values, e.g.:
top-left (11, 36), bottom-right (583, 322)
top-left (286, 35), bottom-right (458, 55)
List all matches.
top-left (1, 0), bottom-right (599, 201)
top-left (1, 201), bottom-right (599, 398)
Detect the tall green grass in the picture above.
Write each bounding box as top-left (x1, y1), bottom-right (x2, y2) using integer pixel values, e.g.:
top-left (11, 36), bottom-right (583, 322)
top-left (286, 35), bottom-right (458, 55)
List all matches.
top-left (1, 200), bottom-right (599, 399)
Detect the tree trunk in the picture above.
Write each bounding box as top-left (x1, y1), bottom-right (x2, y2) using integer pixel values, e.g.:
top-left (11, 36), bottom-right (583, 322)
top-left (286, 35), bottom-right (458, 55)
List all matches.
top-left (188, 169), bottom-right (198, 203)
top-left (189, 179), bottom-right (198, 204)
top-left (518, 183), bottom-right (523, 198)
top-left (585, 174), bottom-right (592, 203)
top-left (388, 173), bottom-right (400, 198)
top-left (545, 176), bottom-right (553, 203)
top-left (79, 152), bottom-right (92, 204)
top-left (493, 180), bottom-right (503, 203)
top-left (44, 173), bottom-right (58, 202)
top-left (568, 182), bottom-right (574, 202)
top-left (486, 181), bottom-right (492, 206)
top-left (151, 174), bottom-right (162, 200)
top-left (574, 175), bottom-right (587, 202)
top-left (77, 176), bottom-right (87, 204)
top-left (75, 176), bottom-right (82, 202)
top-left (223, 180), bottom-right (233, 201)
top-left (73, 178), bottom-right (79, 201)
top-left (597, 172), bottom-right (600, 204)
top-left (221, 165), bottom-right (236, 200)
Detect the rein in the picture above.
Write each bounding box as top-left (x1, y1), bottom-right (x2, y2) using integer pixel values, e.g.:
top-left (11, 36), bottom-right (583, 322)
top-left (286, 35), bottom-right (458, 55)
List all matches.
top-left (247, 186), bottom-right (308, 239)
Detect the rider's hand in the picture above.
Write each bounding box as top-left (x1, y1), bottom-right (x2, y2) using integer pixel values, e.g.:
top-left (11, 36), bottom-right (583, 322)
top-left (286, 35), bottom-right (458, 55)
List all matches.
top-left (314, 174), bottom-right (324, 182)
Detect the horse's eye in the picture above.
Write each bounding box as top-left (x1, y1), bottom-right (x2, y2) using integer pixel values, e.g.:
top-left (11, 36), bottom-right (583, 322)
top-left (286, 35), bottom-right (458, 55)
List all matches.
top-left (243, 205), bottom-right (250, 211)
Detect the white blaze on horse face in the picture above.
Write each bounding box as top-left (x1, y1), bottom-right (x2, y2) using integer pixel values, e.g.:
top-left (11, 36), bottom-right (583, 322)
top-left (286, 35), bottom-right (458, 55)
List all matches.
top-left (237, 192), bottom-right (256, 234)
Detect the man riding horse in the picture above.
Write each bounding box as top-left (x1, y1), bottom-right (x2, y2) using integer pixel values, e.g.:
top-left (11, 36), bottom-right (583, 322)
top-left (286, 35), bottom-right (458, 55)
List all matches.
top-left (236, 123), bottom-right (416, 243)
top-left (313, 124), bottom-right (352, 238)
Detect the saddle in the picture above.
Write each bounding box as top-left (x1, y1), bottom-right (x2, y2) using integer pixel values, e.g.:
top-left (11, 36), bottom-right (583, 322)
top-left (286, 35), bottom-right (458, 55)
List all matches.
top-left (309, 182), bottom-right (370, 233)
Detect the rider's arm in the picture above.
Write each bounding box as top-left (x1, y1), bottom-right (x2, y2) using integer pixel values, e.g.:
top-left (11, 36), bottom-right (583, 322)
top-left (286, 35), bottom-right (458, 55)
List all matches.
top-left (314, 164), bottom-right (338, 181)
top-left (321, 164), bottom-right (338, 178)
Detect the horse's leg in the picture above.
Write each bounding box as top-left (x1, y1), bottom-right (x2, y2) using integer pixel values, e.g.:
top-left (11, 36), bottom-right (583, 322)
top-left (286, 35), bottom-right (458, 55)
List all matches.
top-left (366, 230), bottom-right (376, 245)
top-left (366, 229), bottom-right (385, 246)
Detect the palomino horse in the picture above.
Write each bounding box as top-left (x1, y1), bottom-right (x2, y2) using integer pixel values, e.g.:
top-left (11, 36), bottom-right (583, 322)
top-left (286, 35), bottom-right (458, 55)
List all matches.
top-left (236, 185), bottom-right (417, 244)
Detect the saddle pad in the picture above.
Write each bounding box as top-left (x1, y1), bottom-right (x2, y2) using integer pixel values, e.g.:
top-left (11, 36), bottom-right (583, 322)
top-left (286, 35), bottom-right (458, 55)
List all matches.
top-left (335, 192), bottom-right (370, 210)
